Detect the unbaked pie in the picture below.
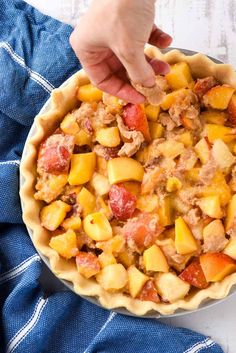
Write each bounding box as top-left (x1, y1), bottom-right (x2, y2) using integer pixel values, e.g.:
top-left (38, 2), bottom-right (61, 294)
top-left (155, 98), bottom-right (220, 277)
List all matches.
top-left (20, 47), bottom-right (236, 315)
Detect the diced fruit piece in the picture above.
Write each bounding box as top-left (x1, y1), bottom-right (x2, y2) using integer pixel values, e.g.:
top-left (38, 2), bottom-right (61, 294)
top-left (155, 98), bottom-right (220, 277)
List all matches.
top-left (166, 62), bottom-right (193, 90)
top-left (62, 216), bottom-right (82, 230)
top-left (149, 122), bottom-right (164, 139)
top-left (96, 235), bottom-right (125, 254)
top-left (122, 181), bottom-right (141, 197)
top-left (96, 127), bottom-right (120, 147)
top-left (145, 104), bottom-right (160, 121)
top-left (138, 280), bottom-right (160, 303)
top-left (96, 196), bottom-right (113, 219)
top-left (156, 140), bottom-right (184, 159)
top-left (181, 116), bottom-right (195, 130)
top-left (166, 177), bottom-right (182, 192)
top-left (205, 124), bottom-right (236, 143)
top-left (96, 156), bottom-right (108, 176)
top-left (77, 187), bottom-right (96, 217)
top-left (107, 157), bottom-right (144, 184)
top-left (122, 103), bottom-right (151, 141)
top-left (38, 134), bottom-right (75, 174)
top-left (203, 85), bottom-right (235, 110)
top-left (60, 113), bottom-right (80, 135)
top-left (90, 172), bottom-right (110, 196)
top-left (154, 272), bottom-right (190, 303)
top-left (102, 93), bottom-right (122, 114)
top-left (136, 194), bottom-right (158, 212)
top-left (160, 88), bottom-right (190, 110)
top-left (203, 219), bottom-right (227, 253)
top-left (200, 172), bottom-right (231, 206)
top-left (118, 249), bottom-right (136, 268)
top-left (179, 259), bottom-right (208, 289)
top-left (177, 132), bottom-right (193, 147)
top-left (200, 253), bottom-right (236, 282)
top-left (77, 83), bottom-right (103, 102)
top-left (223, 238), bottom-right (236, 260)
top-left (35, 173), bottom-right (68, 204)
top-left (76, 252), bottom-right (100, 278)
top-left (186, 168), bottom-right (200, 182)
top-left (143, 245), bottom-right (169, 272)
top-left (175, 217), bottom-right (198, 255)
top-left (124, 213), bottom-right (163, 251)
top-left (96, 264), bottom-right (128, 290)
top-left (109, 184), bottom-right (137, 221)
top-left (127, 265), bottom-right (149, 298)
top-left (228, 93), bottom-right (236, 126)
top-left (158, 196), bottom-right (173, 227)
top-left (49, 229), bottom-right (78, 259)
top-left (83, 212), bottom-right (113, 241)
top-left (98, 252), bottom-right (117, 268)
top-left (68, 152), bottom-right (96, 185)
top-left (200, 110), bottom-right (226, 125)
top-left (75, 129), bottom-right (92, 146)
top-left (225, 194), bottom-right (236, 232)
top-left (194, 137), bottom-right (211, 164)
top-left (198, 195), bottom-right (223, 218)
top-left (40, 200), bottom-right (71, 231)
top-left (212, 139), bottom-right (235, 170)
top-left (193, 76), bottom-right (217, 98)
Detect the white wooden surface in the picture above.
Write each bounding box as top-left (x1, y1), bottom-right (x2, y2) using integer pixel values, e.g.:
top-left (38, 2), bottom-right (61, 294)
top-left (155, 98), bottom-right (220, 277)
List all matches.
top-left (24, 1), bottom-right (236, 352)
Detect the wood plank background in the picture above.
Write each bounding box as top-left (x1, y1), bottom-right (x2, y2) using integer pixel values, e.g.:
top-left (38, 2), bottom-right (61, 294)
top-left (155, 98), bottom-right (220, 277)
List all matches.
top-left (24, 1), bottom-right (236, 352)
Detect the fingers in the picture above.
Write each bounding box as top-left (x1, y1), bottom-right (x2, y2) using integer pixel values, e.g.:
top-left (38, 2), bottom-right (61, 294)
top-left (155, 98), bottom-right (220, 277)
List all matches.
top-left (115, 48), bottom-right (157, 87)
top-left (149, 25), bottom-right (172, 49)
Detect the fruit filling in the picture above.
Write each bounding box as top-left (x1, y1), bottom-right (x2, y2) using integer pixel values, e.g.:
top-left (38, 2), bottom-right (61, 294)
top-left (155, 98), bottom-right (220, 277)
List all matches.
top-left (35, 67), bottom-right (236, 304)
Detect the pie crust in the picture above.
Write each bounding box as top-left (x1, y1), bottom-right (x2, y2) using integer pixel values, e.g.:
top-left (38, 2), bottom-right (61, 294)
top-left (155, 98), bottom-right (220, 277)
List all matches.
top-left (20, 46), bottom-right (236, 316)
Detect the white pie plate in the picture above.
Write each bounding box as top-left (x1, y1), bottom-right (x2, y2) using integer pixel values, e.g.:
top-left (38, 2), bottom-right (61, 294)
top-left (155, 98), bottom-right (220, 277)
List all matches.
top-left (20, 48), bottom-right (236, 318)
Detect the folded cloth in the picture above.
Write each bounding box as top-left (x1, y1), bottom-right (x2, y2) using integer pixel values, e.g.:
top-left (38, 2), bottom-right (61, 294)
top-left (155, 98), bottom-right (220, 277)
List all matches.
top-left (0, 1), bottom-right (224, 352)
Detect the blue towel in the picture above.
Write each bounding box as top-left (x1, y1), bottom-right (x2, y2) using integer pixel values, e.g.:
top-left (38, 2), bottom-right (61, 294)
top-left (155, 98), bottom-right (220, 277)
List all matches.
top-left (0, 1), bottom-right (224, 352)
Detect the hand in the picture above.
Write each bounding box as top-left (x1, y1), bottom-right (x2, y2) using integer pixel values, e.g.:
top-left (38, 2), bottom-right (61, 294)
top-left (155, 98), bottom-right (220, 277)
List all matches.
top-left (70, 0), bottom-right (172, 103)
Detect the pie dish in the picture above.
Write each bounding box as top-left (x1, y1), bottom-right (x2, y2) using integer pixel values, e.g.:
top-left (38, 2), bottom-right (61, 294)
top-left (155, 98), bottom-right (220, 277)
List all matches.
top-left (20, 46), bottom-right (236, 316)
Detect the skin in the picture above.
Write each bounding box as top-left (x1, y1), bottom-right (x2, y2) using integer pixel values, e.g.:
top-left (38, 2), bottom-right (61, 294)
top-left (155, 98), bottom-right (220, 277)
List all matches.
top-left (70, 0), bottom-right (172, 103)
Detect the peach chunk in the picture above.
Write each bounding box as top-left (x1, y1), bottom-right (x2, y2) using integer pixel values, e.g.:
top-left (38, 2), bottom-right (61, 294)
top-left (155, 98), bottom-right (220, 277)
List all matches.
top-left (200, 111), bottom-right (226, 125)
top-left (77, 187), bottom-right (96, 218)
top-left (122, 103), bottom-right (151, 141)
top-left (49, 229), bottom-right (78, 259)
top-left (179, 259), bottom-right (208, 289)
top-left (205, 124), bottom-right (236, 144)
top-left (197, 195), bottom-right (223, 219)
top-left (138, 280), bottom-right (160, 303)
top-left (107, 157), bottom-right (144, 184)
top-left (166, 62), bottom-right (193, 90)
top-left (83, 212), bottom-right (113, 241)
top-left (228, 93), bottom-right (236, 126)
top-left (193, 76), bottom-right (217, 98)
top-left (145, 104), bottom-right (160, 122)
top-left (175, 217), bottom-right (198, 255)
top-left (77, 83), bottom-right (103, 102)
top-left (200, 253), bottom-right (236, 282)
top-left (143, 245), bottom-right (169, 272)
top-left (68, 152), bottom-right (96, 185)
top-left (96, 127), bottom-right (121, 147)
top-left (225, 194), bottom-right (236, 232)
top-left (76, 252), bottom-right (100, 278)
top-left (40, 200), bottom-right (71, 231)
top-left (127, 265), bottom-right (149, 298)
top-left (203, 85), bottom-right (235, 110)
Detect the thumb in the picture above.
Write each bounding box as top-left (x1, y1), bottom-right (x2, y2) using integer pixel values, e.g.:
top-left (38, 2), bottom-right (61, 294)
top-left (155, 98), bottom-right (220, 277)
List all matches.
top-left (115, 47), bottom-right (156, 87)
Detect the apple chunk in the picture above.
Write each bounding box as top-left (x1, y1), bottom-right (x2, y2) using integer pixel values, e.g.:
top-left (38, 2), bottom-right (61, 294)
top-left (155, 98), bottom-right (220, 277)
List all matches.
top-left (223, 238), bottom-right (236, 260)
top-left (154, 272), bottom-right (190, 303)
top-left (194, 137), bottom-right (211, 164)
top-left (96, 263), bottom-right (128, 290)
top-left (200, 253), bottom-right (236, 282)
top-left (203, 85), bottom-right (235, 110)
top-left (197, 195), bottom-right (223, 219)
top-left (211, 139), bottom-right (235, 170)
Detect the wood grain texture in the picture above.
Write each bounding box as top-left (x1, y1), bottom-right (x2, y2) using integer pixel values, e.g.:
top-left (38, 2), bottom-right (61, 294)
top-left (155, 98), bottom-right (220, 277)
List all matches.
top-left (23, 1), bottom-right (236, 352)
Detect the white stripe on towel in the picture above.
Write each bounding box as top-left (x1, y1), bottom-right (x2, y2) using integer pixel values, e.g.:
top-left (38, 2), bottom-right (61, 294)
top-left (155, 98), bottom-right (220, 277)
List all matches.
top-left (0, 41), bottom-right (55, 93)
top-left (0, 160), bottom-right (20, 167)
top-left (0, 254), bottom-right (41, 285)
top-left (83, 312), bottom-right (117, 353)
top-left (6, 297), bottom-right (48, 353)
top-left (184, 337), bottom-right (216, 353)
